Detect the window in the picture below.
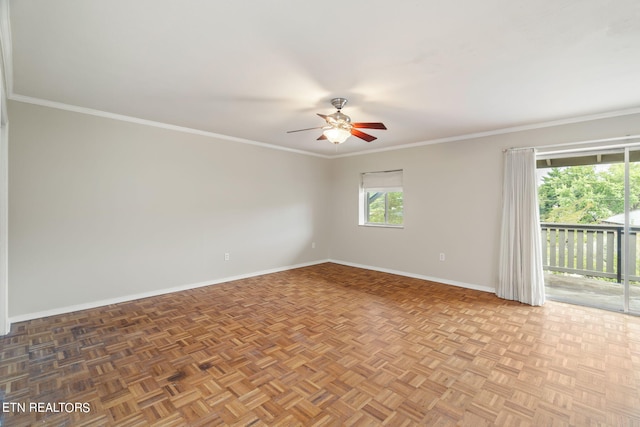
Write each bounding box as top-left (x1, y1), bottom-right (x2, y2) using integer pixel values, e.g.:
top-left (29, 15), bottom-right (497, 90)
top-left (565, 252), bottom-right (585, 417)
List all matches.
top-left (360, 170), bottom-right (403, 227)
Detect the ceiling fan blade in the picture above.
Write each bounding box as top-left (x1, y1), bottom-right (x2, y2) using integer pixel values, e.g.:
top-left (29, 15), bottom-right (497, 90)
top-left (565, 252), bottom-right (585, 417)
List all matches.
top-left (316, 113), bottom-right (328, 119)
top-left (351, 129), bottom-right (377, 142)
top-left (352, 122), bottom-right (387, 130)
top-left (286, 126), bottom-right (325, 133)
top-left (317, 134), bottom-right (327, 140)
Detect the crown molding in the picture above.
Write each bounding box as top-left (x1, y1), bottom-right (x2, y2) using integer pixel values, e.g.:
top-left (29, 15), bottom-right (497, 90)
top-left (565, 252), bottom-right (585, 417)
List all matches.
top-left (332, 106), bottom-right (640, 158)
top-left (9, 94), bottom-right (332, 159)
top-left (8, 93), bottom-right (640, 160)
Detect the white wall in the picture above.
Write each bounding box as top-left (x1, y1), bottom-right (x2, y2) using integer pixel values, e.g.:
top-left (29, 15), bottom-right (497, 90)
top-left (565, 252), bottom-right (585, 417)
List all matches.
top-left (8, 101), bottom-right (330, 318)
top-left (9, 99), bottom-right (640, 322)
top-left (329, 113), bottom-right (640, 291)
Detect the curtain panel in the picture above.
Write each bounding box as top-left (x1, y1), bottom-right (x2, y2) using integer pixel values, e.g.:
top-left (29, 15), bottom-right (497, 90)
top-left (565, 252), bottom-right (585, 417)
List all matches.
top-left (497, 148), bottom-right (545, 306)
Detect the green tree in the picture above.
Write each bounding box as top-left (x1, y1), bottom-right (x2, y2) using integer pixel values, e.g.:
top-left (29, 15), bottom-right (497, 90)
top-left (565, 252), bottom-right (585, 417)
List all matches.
top-left (367, 191), bottom-right (403, 225)
top-left (601, 163), bottom-right (640, 212)
top-left (388, 192), bottom-right (403, 225)
top-left (368, 193), bottom-right (385, 223)
top-left (538, 163), bottom-right (640, 224)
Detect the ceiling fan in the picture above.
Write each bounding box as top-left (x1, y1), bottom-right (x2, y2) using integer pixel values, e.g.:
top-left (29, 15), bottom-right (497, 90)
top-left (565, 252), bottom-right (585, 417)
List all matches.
top-left (287, 98), bottom-right (387, 144)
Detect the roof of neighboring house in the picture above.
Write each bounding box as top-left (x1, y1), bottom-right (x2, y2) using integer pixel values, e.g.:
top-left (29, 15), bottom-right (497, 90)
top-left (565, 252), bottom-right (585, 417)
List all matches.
top-left (602, 210), bottom-right (640, 225)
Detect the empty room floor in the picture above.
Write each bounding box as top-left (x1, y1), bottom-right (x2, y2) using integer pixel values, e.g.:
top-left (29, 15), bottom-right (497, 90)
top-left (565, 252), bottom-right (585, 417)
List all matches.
top-left (1, 263), bottom-right (639, 426)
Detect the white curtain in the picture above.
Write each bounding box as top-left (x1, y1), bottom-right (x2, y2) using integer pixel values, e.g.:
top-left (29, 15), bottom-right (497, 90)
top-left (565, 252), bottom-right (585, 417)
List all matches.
top-left (497, 148), bottom-right (545, 306)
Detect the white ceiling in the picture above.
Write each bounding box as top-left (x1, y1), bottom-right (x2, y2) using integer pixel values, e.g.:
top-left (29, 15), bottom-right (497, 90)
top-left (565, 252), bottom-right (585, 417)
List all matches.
top-left (6, 0), bottom-right (640, 157)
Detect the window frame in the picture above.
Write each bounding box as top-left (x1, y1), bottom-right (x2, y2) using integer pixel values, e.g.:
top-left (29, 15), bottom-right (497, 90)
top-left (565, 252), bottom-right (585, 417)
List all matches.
top-left (359, 170), bottom-right (404, 228)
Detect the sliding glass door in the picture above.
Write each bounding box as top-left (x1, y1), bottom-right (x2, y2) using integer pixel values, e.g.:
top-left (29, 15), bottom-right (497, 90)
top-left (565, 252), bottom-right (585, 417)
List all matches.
top-left (538, 145), bottom-right (640, 314)
top-left (626, 148), bottom-right (640, 313)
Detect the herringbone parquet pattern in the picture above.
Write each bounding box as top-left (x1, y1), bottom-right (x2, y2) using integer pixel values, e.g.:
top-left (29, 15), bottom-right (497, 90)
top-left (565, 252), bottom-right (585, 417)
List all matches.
top-left (1, 263), bottom-right (640, 426)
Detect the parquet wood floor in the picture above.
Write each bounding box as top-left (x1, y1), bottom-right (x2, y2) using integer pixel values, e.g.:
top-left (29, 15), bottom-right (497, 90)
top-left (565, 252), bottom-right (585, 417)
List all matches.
top-left (1, 263), bottom-right (640, 426)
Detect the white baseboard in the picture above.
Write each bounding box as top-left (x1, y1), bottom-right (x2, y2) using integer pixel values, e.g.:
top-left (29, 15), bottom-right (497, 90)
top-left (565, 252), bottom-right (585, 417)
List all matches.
top-left (8, 259), bottom-right (330, 325)
top-left (328, 259), bottom-right (496, 294)
top-left (7, 259), bottom-right (494, 327)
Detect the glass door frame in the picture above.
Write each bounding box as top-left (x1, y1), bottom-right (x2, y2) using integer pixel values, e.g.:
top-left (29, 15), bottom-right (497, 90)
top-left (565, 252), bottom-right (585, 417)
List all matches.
top-left (537, 143), bottom-right (640, 315)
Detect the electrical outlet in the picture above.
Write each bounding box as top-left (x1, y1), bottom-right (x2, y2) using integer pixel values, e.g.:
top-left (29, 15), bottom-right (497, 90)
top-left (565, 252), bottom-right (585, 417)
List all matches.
top-left (439, 253), bottom-right (445, 261)
top-left (224, 252), bottom-right (230, 261)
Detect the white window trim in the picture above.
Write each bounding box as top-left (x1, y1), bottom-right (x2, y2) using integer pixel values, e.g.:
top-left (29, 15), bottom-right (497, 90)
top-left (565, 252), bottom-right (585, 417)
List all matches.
top-left (359, 170), bottom-right (404, 228)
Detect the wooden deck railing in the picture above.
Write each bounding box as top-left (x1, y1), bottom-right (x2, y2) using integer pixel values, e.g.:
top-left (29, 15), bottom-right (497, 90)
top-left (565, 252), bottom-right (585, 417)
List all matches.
top-left (541, 223), bottom-right (640, 283)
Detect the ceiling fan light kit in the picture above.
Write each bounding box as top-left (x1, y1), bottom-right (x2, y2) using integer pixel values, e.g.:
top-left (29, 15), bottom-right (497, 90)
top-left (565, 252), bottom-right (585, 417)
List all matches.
top-left (323, 127), bottom-right (351, 144)
top-left (287, 98), bottom-right (387, 145)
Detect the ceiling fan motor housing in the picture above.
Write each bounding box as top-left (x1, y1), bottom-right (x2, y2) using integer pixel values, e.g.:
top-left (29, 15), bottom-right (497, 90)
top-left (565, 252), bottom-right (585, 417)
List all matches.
top-left (330, 97), bottom-right (348, 110)
top-left (327, 111), bottom-right (352, 128)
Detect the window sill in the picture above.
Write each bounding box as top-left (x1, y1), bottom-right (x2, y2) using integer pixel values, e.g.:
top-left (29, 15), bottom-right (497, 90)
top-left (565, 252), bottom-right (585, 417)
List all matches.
top-left (359, 224), bottom-right (404, 229)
